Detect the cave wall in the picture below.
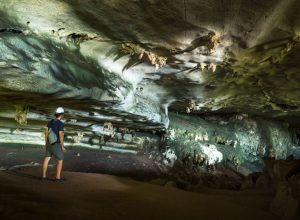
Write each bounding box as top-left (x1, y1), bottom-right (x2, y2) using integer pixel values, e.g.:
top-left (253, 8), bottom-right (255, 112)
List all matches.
top-left (165, 113), bottom-right (296, 173)
top-left (0, 110), bottom-right (160, 156)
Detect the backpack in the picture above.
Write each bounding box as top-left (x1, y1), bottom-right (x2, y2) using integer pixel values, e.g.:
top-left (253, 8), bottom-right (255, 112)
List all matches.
top-left (48, 120), bottom-right (58, 145)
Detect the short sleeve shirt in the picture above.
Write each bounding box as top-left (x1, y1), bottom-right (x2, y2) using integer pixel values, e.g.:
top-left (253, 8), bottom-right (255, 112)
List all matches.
top-left (47, 119), bottom-right (64, 143)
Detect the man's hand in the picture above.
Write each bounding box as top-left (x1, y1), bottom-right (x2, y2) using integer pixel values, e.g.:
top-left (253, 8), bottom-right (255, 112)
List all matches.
top-left (59, 130), bottom-right (65, 152)
top-left (60, 143), bottom-right (67, 152)
top-left (61, 144), bottom-right (67, 152)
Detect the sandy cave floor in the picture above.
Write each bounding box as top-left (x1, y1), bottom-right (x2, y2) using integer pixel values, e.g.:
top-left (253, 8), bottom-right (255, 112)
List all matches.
top-left (0, 145), bottom-right (162, 180)
top-left (0, 145), bottom-right (279, 220)
top-left (0, 166), bottom-right (278, 220)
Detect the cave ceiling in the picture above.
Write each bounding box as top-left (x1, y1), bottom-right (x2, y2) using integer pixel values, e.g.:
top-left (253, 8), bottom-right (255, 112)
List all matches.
top-left (1, 0), bottom-right (300, 130)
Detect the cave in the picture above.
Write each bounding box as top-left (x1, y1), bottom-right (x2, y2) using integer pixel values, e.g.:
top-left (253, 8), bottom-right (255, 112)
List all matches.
top-left (0, 0), bottom-right (300, 220)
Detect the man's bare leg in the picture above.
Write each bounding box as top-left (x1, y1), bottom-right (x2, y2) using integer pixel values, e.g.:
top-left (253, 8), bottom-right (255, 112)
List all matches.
top-left (42, 157), bottom-right (51, 178)
top-left (56, 160), bottom-right (63, 179)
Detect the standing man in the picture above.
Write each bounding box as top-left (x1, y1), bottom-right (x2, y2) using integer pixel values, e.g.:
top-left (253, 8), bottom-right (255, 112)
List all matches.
top-left (42, 107), bottom-right (66, 180)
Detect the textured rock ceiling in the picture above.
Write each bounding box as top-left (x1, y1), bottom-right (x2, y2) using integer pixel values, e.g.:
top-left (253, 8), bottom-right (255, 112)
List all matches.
top-left (1, 0), bottom-right (300, 131)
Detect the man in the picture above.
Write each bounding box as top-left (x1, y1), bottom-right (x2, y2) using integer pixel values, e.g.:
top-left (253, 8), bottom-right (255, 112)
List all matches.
top-left (42, 107), bottom-right (66, 181)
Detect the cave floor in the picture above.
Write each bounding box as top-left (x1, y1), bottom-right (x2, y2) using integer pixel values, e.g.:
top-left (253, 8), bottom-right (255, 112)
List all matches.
top-left (0, 167), bottom-right (278, 220)
top-left (0, 145), bottom-right (162, 181)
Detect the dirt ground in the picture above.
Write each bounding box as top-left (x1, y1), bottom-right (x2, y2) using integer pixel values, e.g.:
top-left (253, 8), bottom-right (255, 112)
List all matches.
top-left (0, 166), bottom-right (278, 220)
top-left (0, 145), bottom-right (162, 180)
top-left (0, 146), bottom-right (280, 220)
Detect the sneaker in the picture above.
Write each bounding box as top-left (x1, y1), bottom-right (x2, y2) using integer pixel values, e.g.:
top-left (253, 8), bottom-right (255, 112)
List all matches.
top-left (54, 178), bottom-right (66, 182)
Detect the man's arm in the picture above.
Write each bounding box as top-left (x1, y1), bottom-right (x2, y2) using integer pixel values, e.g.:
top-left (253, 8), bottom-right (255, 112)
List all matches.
top-left (44, 127), bottom-right (48, 147)
top-left (59, 131), bottom-right (66, 152)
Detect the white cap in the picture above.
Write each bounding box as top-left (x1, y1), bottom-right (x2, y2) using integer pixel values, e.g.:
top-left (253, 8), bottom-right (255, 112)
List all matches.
top-left (55, 107), bottom-right (64, 114)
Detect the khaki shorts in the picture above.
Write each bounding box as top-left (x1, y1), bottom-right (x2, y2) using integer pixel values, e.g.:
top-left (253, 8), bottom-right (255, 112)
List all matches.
top-left (45, 143), bottom-right (64, 160)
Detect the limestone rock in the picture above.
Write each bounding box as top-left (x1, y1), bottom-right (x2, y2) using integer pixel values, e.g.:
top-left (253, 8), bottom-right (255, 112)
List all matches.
top-left (164, 181), bottom-right (177, 188)
top-left (270, 182), bottom-right (298, 220)
top-left (255, 174), bottom-right (270, 189)
top-left (241, 177), bottom-right (254, 190)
